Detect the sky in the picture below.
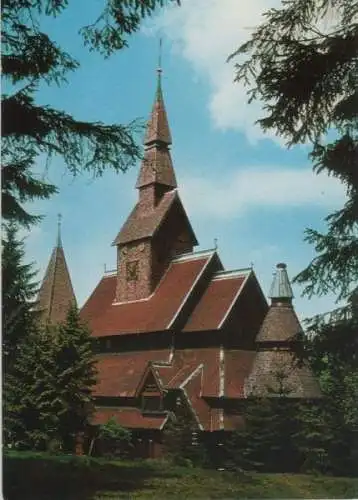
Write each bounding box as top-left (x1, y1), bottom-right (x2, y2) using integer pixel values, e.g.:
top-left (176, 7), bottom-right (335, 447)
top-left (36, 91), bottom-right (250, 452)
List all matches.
top-left (18, 0), bottom-right (346, 320)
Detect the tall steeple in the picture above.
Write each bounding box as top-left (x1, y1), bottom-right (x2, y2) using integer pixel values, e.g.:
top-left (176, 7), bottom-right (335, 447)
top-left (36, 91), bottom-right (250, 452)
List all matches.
top-left (136, 45), bottom-right (177, 210)
top-left (112, 51), bottom-right (198, 303)
top-left (36, 215), bottom-right (76, 325)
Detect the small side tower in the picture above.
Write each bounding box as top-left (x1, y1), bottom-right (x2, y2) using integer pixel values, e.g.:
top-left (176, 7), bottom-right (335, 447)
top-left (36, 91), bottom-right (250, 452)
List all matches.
top-left (36, 215), bottom-right (76, 325)
top-left (245, 263), bottom-right (321, 398)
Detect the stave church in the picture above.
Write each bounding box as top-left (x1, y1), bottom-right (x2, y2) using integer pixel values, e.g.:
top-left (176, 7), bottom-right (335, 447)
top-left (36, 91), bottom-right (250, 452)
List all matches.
top-left (37, 69), bottom-right (321, 458)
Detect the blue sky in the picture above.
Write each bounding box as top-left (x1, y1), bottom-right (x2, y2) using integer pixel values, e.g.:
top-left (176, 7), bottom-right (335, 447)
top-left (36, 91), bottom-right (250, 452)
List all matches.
top-left (19, 0), bottom-right (346, 320)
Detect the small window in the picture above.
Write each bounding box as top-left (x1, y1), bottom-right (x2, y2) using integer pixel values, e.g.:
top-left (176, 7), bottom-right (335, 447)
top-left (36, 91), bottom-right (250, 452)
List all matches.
top-left (126, 260), bottom-right (139, 281)
top-left (142, 395), bottom-right (163, 413)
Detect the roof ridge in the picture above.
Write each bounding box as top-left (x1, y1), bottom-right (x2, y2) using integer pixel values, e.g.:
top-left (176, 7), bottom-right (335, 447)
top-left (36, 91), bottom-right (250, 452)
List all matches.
top-left (171, 248), bottom-right (216, 263)
top-left (167, 251), bottom-right (216, 329)
top-left (213, 268), bottom-right (252, 280)
top-left (218, 271), bottom-right (252, 328)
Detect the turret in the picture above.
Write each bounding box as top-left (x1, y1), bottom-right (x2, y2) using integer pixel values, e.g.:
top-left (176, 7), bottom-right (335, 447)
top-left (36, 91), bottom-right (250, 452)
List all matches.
top-left (36, 215), bottom-right (76, 324)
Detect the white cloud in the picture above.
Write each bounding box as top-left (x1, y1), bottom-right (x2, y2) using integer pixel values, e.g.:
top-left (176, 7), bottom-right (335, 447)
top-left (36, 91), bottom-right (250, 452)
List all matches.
top-left (147, 0), bottom-right (282, 142)
top-left (180, 166), bottom-right (346, 219)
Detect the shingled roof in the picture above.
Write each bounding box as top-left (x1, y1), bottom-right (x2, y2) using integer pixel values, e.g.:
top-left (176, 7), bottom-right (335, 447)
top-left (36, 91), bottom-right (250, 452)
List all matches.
top-left (136, 144), bottom-right (177, 189)
top-left (36, 221), bottom-right (76, 324)
top-left (183, 270), bottom-right (250, 331)
top-left (256, 304), bottom-right (302, 343)
top-left (112, 190), bottom-right (197, 246)
top-left (92, 347), bottom-right (258, 431)
top-left (144, 74), bottom-right (172, 147)
top-left (81, 251), bottom-right (215, 336)
top-left (94, 350), bottom-right (171, 397)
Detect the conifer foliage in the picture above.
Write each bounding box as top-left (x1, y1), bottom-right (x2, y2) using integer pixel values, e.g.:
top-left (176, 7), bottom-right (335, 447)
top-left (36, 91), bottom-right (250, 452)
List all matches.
top-left (229, 0), bottom-right (357, 476)
top-left (55, 305), bottom-right (97, 452)
top-left (4, 305), bottom-right (97, 452)
top-left (2, 0), bottom-right (180, 227)
top-left (163, 396), bottom-right (206, 466)
top-left (2, 224), bottom-right (39, 368)
top-left (229, 0), bottom-right (357, 306)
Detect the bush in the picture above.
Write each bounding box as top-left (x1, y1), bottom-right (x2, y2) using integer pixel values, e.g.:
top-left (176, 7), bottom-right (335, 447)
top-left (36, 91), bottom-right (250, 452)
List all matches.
top-left (97, 418), bottom-right (132, 458)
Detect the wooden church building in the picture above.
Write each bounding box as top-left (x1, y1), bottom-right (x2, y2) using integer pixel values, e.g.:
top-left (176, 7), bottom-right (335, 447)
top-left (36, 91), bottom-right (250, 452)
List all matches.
top-left (38, 71), bottom-right (321, 458)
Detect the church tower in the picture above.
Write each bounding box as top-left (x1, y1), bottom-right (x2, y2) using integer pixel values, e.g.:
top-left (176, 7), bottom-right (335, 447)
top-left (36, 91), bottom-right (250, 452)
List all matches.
top-left (113, 69), bottom-right (198, 303)
top-left (36, 215), bottom-right (76, 324)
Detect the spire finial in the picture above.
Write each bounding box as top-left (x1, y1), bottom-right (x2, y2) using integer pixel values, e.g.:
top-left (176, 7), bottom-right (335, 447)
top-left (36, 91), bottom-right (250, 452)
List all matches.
top-left (268, 262), bottom-right (294, 304)
top-left (214, 238), bottom-right (218, 250)
top-left (57, 213), bottom-right (62, 247)
top-left (156, 37), bottom-right (163, 93)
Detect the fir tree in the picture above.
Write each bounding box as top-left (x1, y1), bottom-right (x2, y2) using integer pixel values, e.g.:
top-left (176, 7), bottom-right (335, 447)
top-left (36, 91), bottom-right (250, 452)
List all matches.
top-left (2, 0), bottom-right (180, 227)
top-left (295, 399), bottom-right (331, 474)
top-left (229, 0), bottom-right (357, 476)
top-left (2, 223), bottom-right (39, 368)
top-left (163, 395), bottom-right (206, 466)
top-left (229, 0), bottom-right (357, 310)
top-left (4, 327), bottom-right (62, 449)
top-left (55, 305), bottom-right (97, 452)
top-left (231, 375), bottom-right (301, 473)
top-left (4, 306), bottom-right (97, 452)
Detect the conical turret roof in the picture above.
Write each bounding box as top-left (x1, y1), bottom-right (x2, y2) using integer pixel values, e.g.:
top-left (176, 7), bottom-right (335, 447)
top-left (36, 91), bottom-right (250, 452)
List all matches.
top-left (257, 263), bottom-right (299, 343)
top-left (269, 262), bottom-right (293, 300)
top-left (36, 216), bottom-right (76, 324)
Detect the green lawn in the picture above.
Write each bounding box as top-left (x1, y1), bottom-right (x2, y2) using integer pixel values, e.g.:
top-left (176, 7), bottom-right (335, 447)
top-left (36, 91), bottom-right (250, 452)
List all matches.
top-left (4, 451), bottom-right (358, 499)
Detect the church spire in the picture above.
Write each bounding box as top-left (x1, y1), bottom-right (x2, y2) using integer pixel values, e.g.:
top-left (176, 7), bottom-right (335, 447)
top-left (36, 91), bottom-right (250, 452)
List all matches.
top-left (136, 42), bottom-right (177, 193)
top-left (143, 38), bottom-right (172, 147)
top-left (36, 216), bottom-right (76, 325)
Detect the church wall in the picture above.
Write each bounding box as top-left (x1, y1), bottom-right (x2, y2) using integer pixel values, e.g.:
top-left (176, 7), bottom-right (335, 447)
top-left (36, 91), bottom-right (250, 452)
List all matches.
top-left (175, 330), bottom-right (221, 349)
top-left (116, 240), bottom-right (152, 302)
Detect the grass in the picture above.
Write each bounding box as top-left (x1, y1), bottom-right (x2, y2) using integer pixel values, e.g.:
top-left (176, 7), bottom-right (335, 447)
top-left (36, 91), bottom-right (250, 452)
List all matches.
top-left (4, 451), bottom-right (358, 499)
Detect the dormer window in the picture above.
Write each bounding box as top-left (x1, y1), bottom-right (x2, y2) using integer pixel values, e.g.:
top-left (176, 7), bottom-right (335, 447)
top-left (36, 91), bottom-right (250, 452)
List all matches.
top-left (142, 395), bottom-right (163, 413)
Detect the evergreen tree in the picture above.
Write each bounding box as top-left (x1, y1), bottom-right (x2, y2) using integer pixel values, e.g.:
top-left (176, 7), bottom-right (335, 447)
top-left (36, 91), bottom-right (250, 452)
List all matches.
top-left (4, 306), bottom-right (97, 452)
top-left (2, 0), bottom-right (180, 227)
top-left (230, 373), bottom-right (300, 473)
top-left (4, 327), bottom-right (61, 449)
top-left (2, 224), bottom-right (39, 368)
top-left (302, 315), bottom-right (358, 475)
top-left (163, 396), bottom-right (206, 466)
top-left (229, 0), bottom-right (357, 307)
top-left (229, 0), bottom-right (357, 476)
top-left (295, 399), bottom-right (331, 474)
top-left (55, 305), bottom-right (97, 452)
